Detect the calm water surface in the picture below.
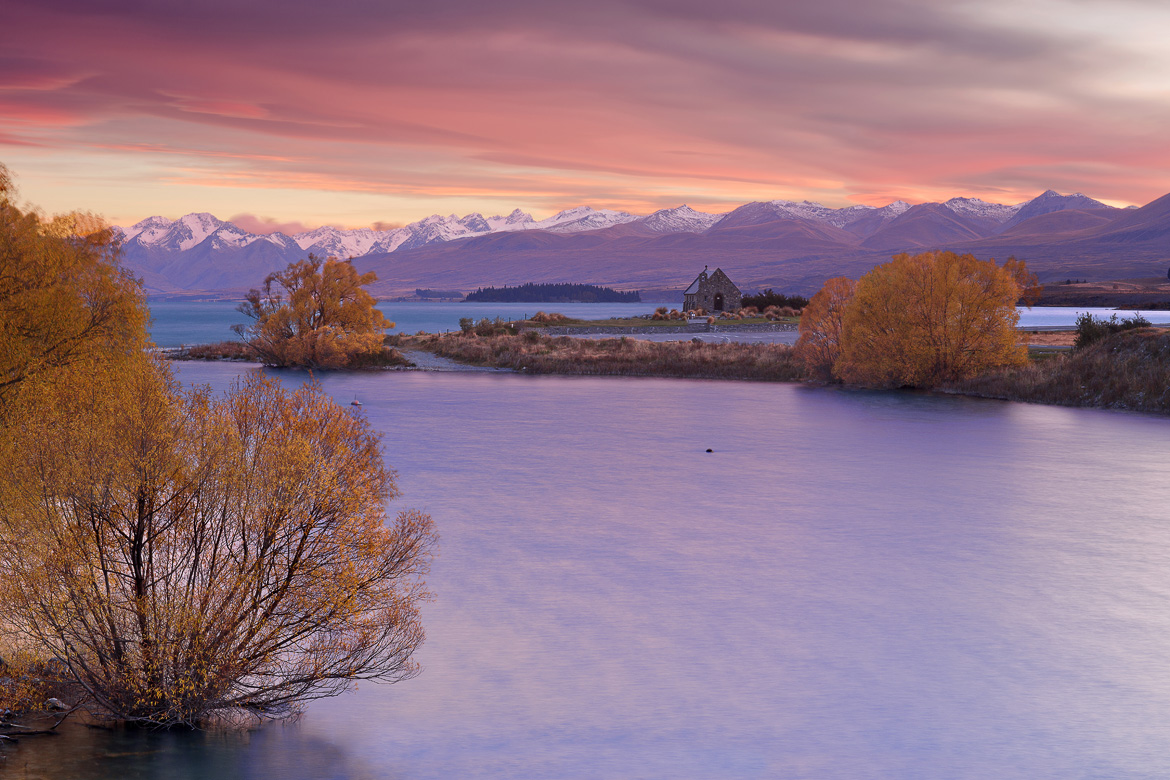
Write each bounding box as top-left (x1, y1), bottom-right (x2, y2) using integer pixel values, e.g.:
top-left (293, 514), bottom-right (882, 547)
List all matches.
top-left (8, 365), bottom-right (1170, 779)
top-left (145, 300), bottom-right (1170, 347)
top-left (146, 301), bottom-right (657, 346)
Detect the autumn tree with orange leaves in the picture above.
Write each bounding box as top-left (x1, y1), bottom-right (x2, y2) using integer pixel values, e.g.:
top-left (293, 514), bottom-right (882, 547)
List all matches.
top-left (0, 165), bottom-right (149, 412)
top-left (0, 167), bottom-right (434, 727)
top-left (834, 251), bottom-right (1032, 388)
top-left (1, 370), bottom-right (434, 727)
top-left (794, 276), bottom-right (857, 378)
top-left (236, 256), bottom-right (397, 369)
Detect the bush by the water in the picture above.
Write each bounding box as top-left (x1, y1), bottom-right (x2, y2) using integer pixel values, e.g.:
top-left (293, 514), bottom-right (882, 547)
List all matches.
top-left (236, 257), bottom-right (396, 369)
top-left (950, 327), bottom-right (1170, 413)
top-left (177, 341), bottom-right (254, 361)
top-left (798, 251), bottom-right (1035, 388)
top-left (529, 311), bottom-right (572, 324)
top-left (459, 316), bottom-right (515, 336)
top-left (1073, 312), bottom-right (1151, 349)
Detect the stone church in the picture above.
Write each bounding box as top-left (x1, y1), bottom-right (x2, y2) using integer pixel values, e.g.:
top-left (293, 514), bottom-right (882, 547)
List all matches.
top-left (683, 266), bottom-right (741, 312)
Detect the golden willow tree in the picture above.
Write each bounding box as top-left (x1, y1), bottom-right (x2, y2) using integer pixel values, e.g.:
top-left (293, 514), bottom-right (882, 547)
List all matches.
top-left (833, 251), bottom-right (1035, 388)
top-left (236, 257), bottom-right (395, 369)
top-left (793, 276), bottom-right (857, 379)
top-left (0, 166), bottom-right (149, 411)
top-left (1, 370), bottom-right (434, 726)
top-left (0, 167), bottom-right (434, 726)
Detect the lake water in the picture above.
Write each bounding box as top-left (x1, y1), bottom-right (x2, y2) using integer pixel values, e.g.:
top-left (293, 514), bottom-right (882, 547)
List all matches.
top-left (145, 300), bottom-right (1170, 348)
top-left (9, 363), bottom-right (1170, 779)
top-left (146, 301), bottom-right (658, 347)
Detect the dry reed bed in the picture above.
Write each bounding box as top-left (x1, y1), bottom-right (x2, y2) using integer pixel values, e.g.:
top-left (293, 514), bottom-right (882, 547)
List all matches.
top-left (947, 328), bottom-right (1170, 413)
top-left (399, 332), bottom-right (805, 381)
top-left (175, 340), bottom-right (255, 360)
top-left (172, 340), bottom-right (413, 368)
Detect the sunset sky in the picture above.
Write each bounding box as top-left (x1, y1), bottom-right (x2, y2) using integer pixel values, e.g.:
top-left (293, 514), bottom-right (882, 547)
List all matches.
top-left (2, 0), bottom-right (1168, 230)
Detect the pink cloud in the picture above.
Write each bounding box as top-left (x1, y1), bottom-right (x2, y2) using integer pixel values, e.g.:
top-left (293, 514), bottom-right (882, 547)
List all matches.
top-left (227, 213), bottom-right (315, 235)
top-left (1, 0), bottom-right (1168, 220)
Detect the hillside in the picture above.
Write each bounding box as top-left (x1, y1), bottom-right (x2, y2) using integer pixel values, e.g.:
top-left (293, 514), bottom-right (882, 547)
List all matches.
top-left (116, 190), bottom-right (1170, 298)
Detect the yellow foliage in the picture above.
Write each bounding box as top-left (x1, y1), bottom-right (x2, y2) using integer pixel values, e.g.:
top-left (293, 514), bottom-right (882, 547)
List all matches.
top-left (0, 365), bottom-right (435, 726)
top-left (237, 256), bottom-right (393, 369)
top-left (836, 251), bottom-right (1029, 388)
top-left (0, 166), bottom-right (149, 413)
top-left (0, 169), bottom-right (433, 725)
top-left (794, 277), bottom-right (857, 379)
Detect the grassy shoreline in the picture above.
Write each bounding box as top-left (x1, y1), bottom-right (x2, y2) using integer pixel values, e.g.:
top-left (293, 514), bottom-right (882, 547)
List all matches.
top-left (167, 326), bottom-right (1170, 415)
top-left (394, 331), bottom-right (805, 381)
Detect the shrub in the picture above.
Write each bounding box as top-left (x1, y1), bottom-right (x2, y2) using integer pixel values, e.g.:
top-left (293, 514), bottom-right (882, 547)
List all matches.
top-left (794, 277), bottom-right (857, 379)
top-left (741, 290), bottom-right (810, 310)
top-left (1073, 312), bottom-right (1152, 350)
top-left (836, 251), bottom-right (1030, 388)
top-left (951, 327), bottom-right (1170, 413)
top-left (529, 311), bottom-right (571, 325)
top-left (235, 257), bottom-right (394, 369)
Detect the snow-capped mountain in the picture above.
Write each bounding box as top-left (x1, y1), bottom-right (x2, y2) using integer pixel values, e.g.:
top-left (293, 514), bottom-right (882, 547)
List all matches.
top-left (122, 213), bottom-right (296, 254)
top-left (115, 189), bottom-right (1127, 295)
top-left (486, 208), bottom-right (536, 230)
top-left (532, 206), bottom-right (639, 233)
top-left (640, 205), bottom-right (722, 233)
top-left (116, 192), bottom-right (1105, 263)
top-left (293, 225), bottom-right (409, 258)
top-left (942, 197), bottom-right (1021, 223)
top-left (119, 215), bottom-right (173, 244)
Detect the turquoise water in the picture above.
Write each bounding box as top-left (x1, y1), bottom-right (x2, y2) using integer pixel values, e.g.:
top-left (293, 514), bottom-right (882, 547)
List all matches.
top-left (146, 300), bottom-right (657, 347)
top-left (10, 363), bottom-right (1170, 779)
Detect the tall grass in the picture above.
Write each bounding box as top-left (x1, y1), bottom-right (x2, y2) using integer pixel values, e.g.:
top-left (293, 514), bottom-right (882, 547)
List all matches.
top-left (947, 328), bottom-right (1170, 413)
top-left (401, 331), bottom-right (805, 381)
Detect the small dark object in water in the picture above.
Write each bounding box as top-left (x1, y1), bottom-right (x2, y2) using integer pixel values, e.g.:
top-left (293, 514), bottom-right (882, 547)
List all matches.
top-left (706, 448), bottom-right (713, 453)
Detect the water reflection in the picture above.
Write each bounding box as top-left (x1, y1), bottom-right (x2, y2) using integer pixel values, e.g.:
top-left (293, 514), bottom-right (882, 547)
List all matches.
top-left (10, 366), bottom-right (1170, 779)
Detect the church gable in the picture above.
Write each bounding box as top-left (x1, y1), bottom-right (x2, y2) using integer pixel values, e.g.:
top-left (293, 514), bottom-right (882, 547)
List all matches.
top-left (682, 266), bottom-right (742, 312)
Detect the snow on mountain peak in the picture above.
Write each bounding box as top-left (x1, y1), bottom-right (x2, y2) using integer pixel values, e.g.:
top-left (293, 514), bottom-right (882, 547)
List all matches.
top-left (535, 206), bottom-right (637, 233)
top-left (114, 188), bottom-right (1109, 267)
top-left (122, 215), bottom-right (174, 243)
top-left (174, 212), bottom-right (228, 250)
top-left (639, 204), bottom-right (721, 233)
top-left (942, 197), bottom-right (1020, 222)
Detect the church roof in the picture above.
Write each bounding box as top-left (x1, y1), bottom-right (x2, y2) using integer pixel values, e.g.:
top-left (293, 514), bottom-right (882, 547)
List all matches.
top-left (683, 269), bottom-right (708, 294)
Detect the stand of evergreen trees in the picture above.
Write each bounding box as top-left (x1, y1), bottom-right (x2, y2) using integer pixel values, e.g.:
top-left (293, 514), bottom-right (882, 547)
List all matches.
top-left (741, 289), bottom-right (810, 310)
top-left (464, 283), bottom-right (640, 303)
top-left (415, 288), bottom-right (464, 299)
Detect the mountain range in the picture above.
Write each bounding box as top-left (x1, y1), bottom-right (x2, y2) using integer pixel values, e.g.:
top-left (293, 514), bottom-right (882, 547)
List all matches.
top-left (116, 190), bottom-right (1170, 298)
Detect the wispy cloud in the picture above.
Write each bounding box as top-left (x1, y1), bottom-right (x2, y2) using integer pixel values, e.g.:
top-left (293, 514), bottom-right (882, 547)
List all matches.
top-left (1, 0), bottom-right (1167, 222)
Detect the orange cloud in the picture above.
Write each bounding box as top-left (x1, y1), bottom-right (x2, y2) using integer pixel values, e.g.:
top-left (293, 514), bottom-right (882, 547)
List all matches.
top-left (1, 0), bottom-right (1167, 223)
top-left (227, 213), bottom-right (316, 235)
